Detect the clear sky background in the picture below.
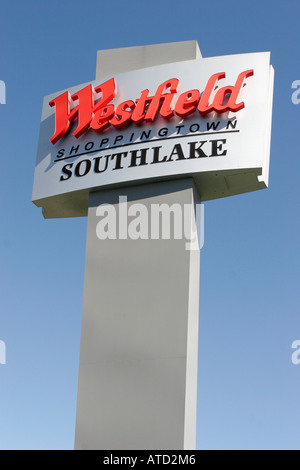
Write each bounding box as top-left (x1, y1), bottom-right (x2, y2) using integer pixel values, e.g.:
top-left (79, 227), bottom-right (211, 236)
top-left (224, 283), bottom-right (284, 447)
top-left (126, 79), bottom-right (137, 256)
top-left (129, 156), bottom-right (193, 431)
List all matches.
top-left (0, 0), bottom-right (300, 450)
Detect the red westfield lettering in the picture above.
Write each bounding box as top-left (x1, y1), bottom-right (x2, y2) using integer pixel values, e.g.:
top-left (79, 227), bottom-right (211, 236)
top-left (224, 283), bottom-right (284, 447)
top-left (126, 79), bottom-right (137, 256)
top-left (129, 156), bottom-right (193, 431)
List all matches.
top-left (49, 70), bottom-right (254, 144)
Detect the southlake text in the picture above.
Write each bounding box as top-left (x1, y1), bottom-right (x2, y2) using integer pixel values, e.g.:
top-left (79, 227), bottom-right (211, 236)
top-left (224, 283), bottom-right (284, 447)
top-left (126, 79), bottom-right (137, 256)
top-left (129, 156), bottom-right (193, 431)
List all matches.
top-left (59, 138), bottom-right (227, 182)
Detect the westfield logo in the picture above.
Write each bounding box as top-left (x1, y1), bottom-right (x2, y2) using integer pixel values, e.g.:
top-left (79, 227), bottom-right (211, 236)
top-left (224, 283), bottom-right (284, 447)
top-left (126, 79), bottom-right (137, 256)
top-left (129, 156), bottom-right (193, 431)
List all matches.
top-left (49, 70), bottom-right (254, 144)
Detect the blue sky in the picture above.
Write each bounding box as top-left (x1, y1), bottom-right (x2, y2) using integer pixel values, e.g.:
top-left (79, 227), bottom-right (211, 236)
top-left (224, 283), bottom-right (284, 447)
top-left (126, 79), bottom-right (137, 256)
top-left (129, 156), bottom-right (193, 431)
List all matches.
top-left (1, 0), bottom-right (300, 450)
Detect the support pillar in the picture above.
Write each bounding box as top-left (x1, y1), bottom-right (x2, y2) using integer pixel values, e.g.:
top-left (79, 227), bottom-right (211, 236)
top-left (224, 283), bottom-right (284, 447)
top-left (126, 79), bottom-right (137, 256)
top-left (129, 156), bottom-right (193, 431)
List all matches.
top-left (74, 179), bottom-right (201, 449)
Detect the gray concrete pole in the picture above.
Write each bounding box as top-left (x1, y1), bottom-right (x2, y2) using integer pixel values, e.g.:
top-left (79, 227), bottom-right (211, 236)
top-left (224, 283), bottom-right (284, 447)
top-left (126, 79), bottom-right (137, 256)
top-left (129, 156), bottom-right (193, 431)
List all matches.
top-left (75, 179), bottom-right (201, 450)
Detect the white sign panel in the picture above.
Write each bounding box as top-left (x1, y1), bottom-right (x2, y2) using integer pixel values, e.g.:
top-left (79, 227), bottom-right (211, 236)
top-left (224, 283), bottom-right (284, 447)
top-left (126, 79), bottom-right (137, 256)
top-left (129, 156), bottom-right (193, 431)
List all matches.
top-left (33, 52), bottom-right (274, 218)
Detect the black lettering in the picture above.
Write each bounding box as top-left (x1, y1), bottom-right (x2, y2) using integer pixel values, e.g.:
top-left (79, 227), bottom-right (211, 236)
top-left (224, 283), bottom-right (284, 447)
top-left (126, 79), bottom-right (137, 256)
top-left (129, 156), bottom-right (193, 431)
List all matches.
top-left (57, 148), bottom-right (65, 158)
top-left (226, 119), bottom-right (237, 129)
top-left (158, 127), bottom-right (168, 137)
top-left (114, 135), bottom-right (123, 145)
top-left (129, 148), bottom-right (149, 167)
top-left (175, 124), bottom-right (185, 134)
top-left (60, 163), bottom-right (73, 181)
top-left (111, 152), bottom-right (128, 170)
top-left (99, 138), bottom-right (109, 148)
top-left (93, 155), bottom-right (110, 173)
top-left (210, 139), bottom-right (227, 157)
top-left (140, 130), bottom-right (151, 140)
top-left (167, 143), bottom-right (185, 161)
top-left (189, 123), bottom-right (200, 133)
top-left (188, 141), bottom-right (208, 158)
top-left (85, 141), bottom-right (94, 151)
top-left (151, 146), bottom-right (166, 164)
top-left (74, 159), bottom-right (91, 177)
top-left (69, 144), bottom-right (80, 156)
top-left (206, 121), bottom-right (220, 131)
